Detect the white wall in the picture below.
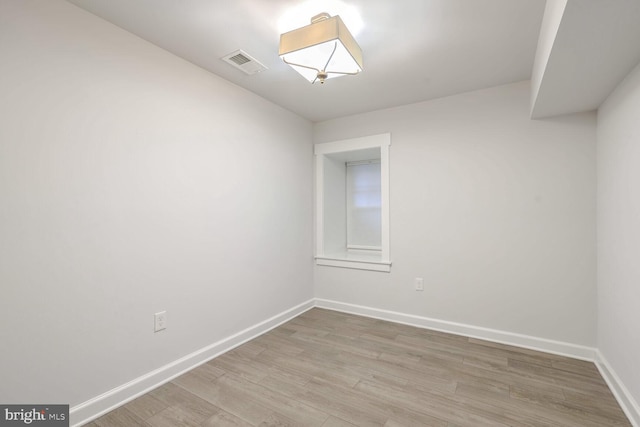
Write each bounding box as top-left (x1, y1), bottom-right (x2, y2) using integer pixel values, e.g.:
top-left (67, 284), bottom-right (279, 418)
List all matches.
top-left (314, 81), bottom-right (597, 346)
top-left (598, 61), bottom-right (640, 411)
top-left (0, 0), bottom-right (313, 408)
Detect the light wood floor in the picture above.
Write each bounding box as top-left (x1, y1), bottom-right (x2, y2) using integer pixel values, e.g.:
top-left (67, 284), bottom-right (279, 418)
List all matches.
top-left (85, 308), bottom-right (631, 427)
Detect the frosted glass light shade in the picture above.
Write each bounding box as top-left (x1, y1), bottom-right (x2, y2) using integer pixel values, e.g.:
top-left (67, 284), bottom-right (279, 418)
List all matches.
top-left (279, 14), bottom-right (363, 83)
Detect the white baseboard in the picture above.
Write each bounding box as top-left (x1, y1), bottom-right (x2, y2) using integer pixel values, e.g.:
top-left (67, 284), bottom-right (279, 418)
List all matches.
top-left (596, 351), bottom-right (640, 427)
top-left (72, 298), bottom-right (640, 427)
top-left (318, 298), bottom-right (640, 425)
top-left (70, 299), bottom-right (315, 427)
top-left (314, 298), bottom-right (597, 361)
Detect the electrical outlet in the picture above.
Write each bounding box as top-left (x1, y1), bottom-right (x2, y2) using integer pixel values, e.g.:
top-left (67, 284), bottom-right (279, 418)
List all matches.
top-left (414, 278), bottom-right (424, 291)
top-left (154, 311), bottom-right (167, 332)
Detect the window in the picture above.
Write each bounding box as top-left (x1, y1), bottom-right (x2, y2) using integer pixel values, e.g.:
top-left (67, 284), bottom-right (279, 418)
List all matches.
top-left (346, 160), bottom-right (381, 250)
top-left (314, 133), bottom-right (391, 272)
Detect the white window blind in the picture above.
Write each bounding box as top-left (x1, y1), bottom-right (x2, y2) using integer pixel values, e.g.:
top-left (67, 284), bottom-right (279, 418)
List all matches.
top-left (346, 160), bottom-right (381, 250)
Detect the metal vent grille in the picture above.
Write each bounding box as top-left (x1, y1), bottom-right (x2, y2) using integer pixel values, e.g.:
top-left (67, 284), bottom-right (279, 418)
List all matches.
top-left (221, 50), bottom-right (267, 75)
top-left (229, 53), bottom-right (251, 65)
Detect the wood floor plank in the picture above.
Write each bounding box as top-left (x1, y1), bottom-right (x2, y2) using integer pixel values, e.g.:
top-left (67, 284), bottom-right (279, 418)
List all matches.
top-left (321, 415), bottom-right (358, 427)
top-left (355, 378), bottom-right (510, 427)
top-left (217, 373), bottom-right (330, 427)
top-left (148, 382), bottom-right (219, 416)
top-left (200, 409), bottom-right (253, 427)
top-left (208, 353), bottom-right (271, 384)
top-left (563, 387), bottom-right (630, 417)
top-left (146, 404), bottom-right (215, 427)
top-left (87, 308), bottom-right (631, 427)
top-left (172, 371), bottom-right (273, 425)
top-left (258, 349), bottom-right (362, 389)
top-left (339, 349), bottom-right (459, 393)
top-left (123, 393), bottom-right (169, 421)
top-left (93, 407), bottom-right (151, 427)
top-left (251, 333), bottom-right (306, 357)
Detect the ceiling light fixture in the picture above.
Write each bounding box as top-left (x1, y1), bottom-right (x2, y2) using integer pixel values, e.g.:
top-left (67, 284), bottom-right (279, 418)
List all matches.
top-left (279, 12), bottom-right (363, 84)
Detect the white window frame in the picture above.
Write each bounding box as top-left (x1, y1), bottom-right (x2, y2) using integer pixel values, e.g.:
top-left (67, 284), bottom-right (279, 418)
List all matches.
top-left (314, 133), bottom-right (391, 272)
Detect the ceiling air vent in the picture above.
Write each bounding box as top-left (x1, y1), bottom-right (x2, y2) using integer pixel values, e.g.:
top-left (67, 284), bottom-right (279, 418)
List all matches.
top-left (221, 50), bottom-right (268, 75)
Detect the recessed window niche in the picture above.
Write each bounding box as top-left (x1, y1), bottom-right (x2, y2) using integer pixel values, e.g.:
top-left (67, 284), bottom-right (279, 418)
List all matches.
top-left (314, 133), bottom-right (391, 272)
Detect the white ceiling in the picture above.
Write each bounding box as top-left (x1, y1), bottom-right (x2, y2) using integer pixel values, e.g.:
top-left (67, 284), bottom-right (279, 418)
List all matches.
top-left (531, 0), bottom-right (640, 119)
top-left (65, 0), bottom-right (640, 122)
top-left (66, 0), bottom-right (546, 122)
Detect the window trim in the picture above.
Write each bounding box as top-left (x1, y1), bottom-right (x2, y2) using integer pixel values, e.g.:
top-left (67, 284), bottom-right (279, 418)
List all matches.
top-left (314, 133), bottom-right (391, 272)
